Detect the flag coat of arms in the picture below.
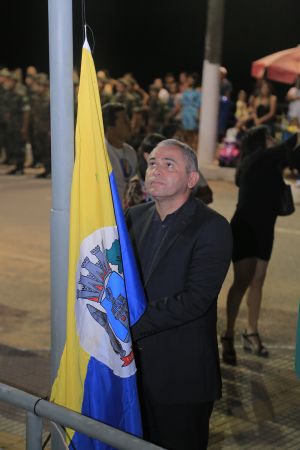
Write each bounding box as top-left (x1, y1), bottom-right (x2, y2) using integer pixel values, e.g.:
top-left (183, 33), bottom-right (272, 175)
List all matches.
top-left (51, 39), bottom-right (146, 449)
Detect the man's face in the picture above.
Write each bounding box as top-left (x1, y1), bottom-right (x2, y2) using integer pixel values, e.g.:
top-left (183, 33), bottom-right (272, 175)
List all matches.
top-left (31, 81), bottom-right (39, 93)
top-left (25, 76), bottom-right (34, 87)
top-left (116, 81), bottom-right (126, 93)
top-left (145, 146), bottom-right (199, 201)
top-left (113, 110), bottom-right (131, 142)
top-left (179, 72), bottom-right (187, 84)
top-left (149, 88), bottom-right (159, 99)
top-left (187, 76), bottom-right (196, 88)
top-left (33, 83), bottom-right (44, 94)
top-left (26, 66), bottom-right (37, 77)
top-left (260, 82), bottom-right (270, 96)
top-left (165, 75), bottom-right (175, 86)
top-left (97, 78), bottom-right (105, 90)
top-left (3, 78), bottom-right (15, 90)
top-left (153, 78), bottom-right (163, 89)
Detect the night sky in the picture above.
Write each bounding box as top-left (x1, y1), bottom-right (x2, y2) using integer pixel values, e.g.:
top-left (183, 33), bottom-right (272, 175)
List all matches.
top-left (1, 0), bottom-right (300, 99)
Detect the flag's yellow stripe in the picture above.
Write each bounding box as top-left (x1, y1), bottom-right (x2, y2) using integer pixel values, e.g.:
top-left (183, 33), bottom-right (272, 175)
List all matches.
top-left (51, 46), bottom-right (116, 434)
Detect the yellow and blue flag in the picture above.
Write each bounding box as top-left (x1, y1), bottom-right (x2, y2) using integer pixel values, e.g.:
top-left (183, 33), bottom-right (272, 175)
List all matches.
top-left (51, 39), bottom-right (146, 449)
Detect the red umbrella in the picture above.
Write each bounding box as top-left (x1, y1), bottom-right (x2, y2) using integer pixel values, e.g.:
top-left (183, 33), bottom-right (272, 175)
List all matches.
top-left (251, 46), bottom-right (300, 84)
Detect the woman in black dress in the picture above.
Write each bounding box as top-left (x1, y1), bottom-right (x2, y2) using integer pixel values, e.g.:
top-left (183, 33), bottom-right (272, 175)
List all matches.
top-left (221, 126), bottom-right (300, 364)
top-left (253, 80), bottom-right (277, 136)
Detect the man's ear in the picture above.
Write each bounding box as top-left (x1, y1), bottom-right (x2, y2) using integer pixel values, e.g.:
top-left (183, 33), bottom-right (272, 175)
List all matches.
top-left (187, 171), bottom-right (200, 189)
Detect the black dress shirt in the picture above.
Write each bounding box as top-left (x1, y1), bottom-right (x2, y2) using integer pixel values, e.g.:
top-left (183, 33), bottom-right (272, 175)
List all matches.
top-left (140, 199), bottom-right (190, 282)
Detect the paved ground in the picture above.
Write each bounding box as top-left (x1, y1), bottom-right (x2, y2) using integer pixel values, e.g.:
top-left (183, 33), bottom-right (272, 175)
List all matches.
top-left (0, 163), bottom-right (300, 449)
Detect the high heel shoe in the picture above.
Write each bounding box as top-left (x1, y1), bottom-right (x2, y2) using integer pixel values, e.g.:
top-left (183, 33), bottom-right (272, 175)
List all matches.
top-left (221, 335), bottom-right (237, 365)
top-left (242, 332), bottom-right (269, 357)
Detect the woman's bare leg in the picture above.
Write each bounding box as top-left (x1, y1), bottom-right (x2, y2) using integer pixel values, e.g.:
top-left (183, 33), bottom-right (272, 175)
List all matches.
top-left (224, 258), bottom-right (257, 337)
top-left (246, 258), bottom-right (268, 334)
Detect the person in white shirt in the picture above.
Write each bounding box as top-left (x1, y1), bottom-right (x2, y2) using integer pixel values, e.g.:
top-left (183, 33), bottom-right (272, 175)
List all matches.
top-left (102, 103), bottom-right (138, 204)
top-left (287, 83), bottom-right (300, 125)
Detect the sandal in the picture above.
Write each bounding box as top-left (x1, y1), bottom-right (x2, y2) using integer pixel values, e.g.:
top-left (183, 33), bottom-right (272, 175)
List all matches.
top-left (221, 335), bottom-right (237, 365)
top-left (242, 332), bottom-right (269, 358)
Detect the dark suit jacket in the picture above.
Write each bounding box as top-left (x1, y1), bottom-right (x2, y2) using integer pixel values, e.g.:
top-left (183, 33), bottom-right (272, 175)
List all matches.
top-left (126, 196), bottom-right (232, 404)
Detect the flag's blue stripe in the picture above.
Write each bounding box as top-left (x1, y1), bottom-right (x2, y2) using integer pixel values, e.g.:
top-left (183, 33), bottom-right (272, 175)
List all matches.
top-left (70, 357), bottom-right (143, 450)
top-left (109, 172), bottom-right (146, 325)
top-left (70, 171), bottom-right (146, 449)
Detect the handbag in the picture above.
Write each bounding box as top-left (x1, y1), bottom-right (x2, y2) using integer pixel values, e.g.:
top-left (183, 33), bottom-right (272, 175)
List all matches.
top-left (277, 183), bottom-right (295, 216)
top-left (193, 184), bottom-right (213, 205)
top-left (193, 170), bottom-right (213, 205)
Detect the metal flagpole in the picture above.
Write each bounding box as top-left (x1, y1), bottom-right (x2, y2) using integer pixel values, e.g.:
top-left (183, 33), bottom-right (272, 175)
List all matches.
top-left (48, 0), bottom-right (74, 448)
top-left (197, 0), bottom-right (225, 165)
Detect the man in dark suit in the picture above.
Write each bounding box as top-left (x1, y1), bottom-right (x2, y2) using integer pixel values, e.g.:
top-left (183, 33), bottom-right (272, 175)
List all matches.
top-left (126, 139), bottom-right (232, 450)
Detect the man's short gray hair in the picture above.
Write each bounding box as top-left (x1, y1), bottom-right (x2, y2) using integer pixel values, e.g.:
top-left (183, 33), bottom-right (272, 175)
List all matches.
top-left (155, 139), bottom-right (199, 173)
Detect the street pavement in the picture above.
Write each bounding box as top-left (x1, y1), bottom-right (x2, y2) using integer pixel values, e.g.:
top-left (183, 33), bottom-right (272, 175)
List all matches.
top-left (0, 163), bottom-right (300, 449)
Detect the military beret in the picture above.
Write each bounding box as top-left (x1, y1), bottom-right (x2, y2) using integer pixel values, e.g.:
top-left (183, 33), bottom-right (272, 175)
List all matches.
top-left (0, 69), bottom-right (19, 82)
top-left (0, 68), bottom-right (11, 77)
top-left (149, 84), bottom-right (160, 92)
top-left (8, 72), bottom-right (19, 82)
top-left (117, 77), bottom-right (130, 87)
top-left (34, 73), bottom-right (49, 86)
top-left (97, 71), bottom-right (109, 82)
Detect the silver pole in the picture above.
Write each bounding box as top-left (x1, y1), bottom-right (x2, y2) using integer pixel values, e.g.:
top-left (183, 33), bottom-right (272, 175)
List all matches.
top-left (26, 411), bottom-right (43, 450)
top-left (48, 0), bottom-right (74, 448)
top-left (48, 0), bottom-right (74, 384)
top-left (197, 0), bottom-right (225, 165)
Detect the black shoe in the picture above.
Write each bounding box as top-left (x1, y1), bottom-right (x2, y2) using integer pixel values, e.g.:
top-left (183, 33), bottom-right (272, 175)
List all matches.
top-left (36, 171), bottom-right (51, 179)
top-left (7, 168), bottom-right (24, 175)
top-left (242, 332), bottom-right (269, 357)
top-left (221, 335), bottom-right (237, 365)
top-left (29, 161), bottom-right (43, 168)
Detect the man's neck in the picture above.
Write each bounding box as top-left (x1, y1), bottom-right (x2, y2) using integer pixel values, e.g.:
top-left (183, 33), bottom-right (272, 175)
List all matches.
top-left (155, 193), bottom-right (190, 221)
top-left (107, 134), bottom-right (124, 149)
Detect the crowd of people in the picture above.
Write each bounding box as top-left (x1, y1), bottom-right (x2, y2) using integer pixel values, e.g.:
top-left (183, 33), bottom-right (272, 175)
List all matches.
top-left (2, 62), bottom-right (300, 178)
top-left (0, 64), bottom-right (237, 177)
top-left (2, 62), bottom-right (300, 177)
top-left (93, 68), bottom-right (205, 151)
top-left (0, 66), bottom-right (51, 177)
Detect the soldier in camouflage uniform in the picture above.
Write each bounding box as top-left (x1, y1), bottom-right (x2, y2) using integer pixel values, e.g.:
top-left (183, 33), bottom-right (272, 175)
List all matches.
top-left (97, 72), bottom-right (112, 107)
top-left (2, 71), bottom-right (30, 174)
top-left (146, 84), bottom-right (169, 133)
top-left (111, 78), bottom-right (136, 118)
top-left (13, 68), bottom-right (27, 97)
top-left (127, 78), bottom-right (145, 110)
top-left (25, 66), bottom-right (40, 167)
top-left (31, 73), bottom-right (51, 178)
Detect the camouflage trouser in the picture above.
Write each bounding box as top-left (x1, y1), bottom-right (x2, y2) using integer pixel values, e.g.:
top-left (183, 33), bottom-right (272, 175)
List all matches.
top-left (0, 122), bottom-right (5, 151)
top-left (29, 122), bottom-right (42, 164)
top-left (33, 131), bottom-right (51, 173)
top-left (5, 129), bottom-right (25, 169)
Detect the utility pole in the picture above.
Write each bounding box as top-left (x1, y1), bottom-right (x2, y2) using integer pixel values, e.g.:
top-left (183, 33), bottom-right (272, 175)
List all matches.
top-left (197, 0), bottom-right (225, 165)
top-left (48, 0), bottom-right (74, 448)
